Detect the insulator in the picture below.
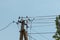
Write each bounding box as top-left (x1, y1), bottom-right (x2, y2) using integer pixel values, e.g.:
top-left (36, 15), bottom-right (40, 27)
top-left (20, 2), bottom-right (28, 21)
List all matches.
top-left (18, 16), bottom-right (20, 19)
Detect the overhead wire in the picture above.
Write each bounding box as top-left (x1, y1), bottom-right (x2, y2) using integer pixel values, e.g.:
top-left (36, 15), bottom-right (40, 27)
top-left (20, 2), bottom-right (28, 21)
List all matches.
top-left (31, 15), bottom-right (57, 18)
top-left (28, 32), bottom-right (56, 34)
top-left (30, 20), bottom-right (49, 40)
top-left (38, 34), bottom-right (49, 40)
top-left (0, 15), bottom-right (57, 39)
top-left (0, 21), bottom-right (15, 31)
top-left (32, 22), bottom-right (55, 24)
top-left (31, 25), bottom-right (55, 27)
top-left (29, 20), bottom-right (33, 40)
top-left (28, 30), bottom-right (50, 40)
top-left (14, 22), bottom-right (20, 31)
top-left (18, 15), bottom-right (58, 19)
top-left (28, 34), bottom-right (37, 40)
top-left (33, 15), bottom-right (57, 18)
top-left (14, 21), bottom-right (20, 30)
top-left (16, 24), bottom-right (20, 30)
top-left (26, 15), bottom-right (56, 40)
top-left (34, 18), bottom-right (56, 21)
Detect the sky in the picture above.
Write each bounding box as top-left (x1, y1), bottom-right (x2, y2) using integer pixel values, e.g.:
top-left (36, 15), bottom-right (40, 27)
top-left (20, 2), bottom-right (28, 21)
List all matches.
top-left (0, 0), bottom-right (60, 40)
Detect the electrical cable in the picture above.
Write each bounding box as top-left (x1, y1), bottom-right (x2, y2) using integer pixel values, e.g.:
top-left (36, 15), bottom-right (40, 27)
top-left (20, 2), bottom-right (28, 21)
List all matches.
top-left (29, 31), bottom-right (50, 40)
top-left (17, 15), bottom-right (58, 18)
top-left (31, 25), bottom-right (55, 27)
top-left (28, 32), bottom-right (56, 34)
top-left (34, 18), bottom-right (56, 21)
top-left (0, 21), bottom-right (14, 31)
top-left (33, 31), bottom-right (49, 40)
top-left (38, 34), bottom-right (49, 40)
top-left (32, 22), bottom-right (55, 24)
top-left (28, 34), bottom-right (37, 40)
top-left (31, 15), bottom-right (57, 18)
top-left (28, 20), bottom-right (53, 40)
top-left (30, 32), bottom-right (49, 40)
top-left (29, 20), bottom-right (33, 40)
top-left (16, 23), bottom-right (20, 31)
top-left (34, 19), bottom-right (55, 22)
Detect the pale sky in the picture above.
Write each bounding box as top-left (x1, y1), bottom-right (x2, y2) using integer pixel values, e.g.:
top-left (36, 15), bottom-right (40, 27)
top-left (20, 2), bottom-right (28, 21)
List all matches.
top-left (0, 0), bottom-right (60, 40)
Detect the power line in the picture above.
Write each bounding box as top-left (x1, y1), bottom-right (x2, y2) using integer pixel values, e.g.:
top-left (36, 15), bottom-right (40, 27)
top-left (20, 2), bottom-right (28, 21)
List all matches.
top-left (34, 19), bottom-right (55, 21)
top-left (0, 15), bottom-right (57, 40)
top-left (34, 18), bottom-right (56, 21)
top-left (18, 15), bottom-right (58, 18)
top-left (28, 34), bottom-right (49, 40)
top-left (31, 25), bottom-right (55, 27)
top-left (37, 34), bottom-right (49, 40)
top-left (29, 31), bottom-right (49, 40)
top-left (28, 35), bottom-right (37, 40)
top-left (35, 15), bottom-right (57, 18)
top-left (33, 15), bottom-right (57, 18)
top-left (16, 23), bottom-right (20, 31)
top-left (0, 21), bottom-right (15, 31)
top-left (32, 23), bottom-right (55, 24)
top-left (28, 32), bottom-right (56, 34)
top-left (32, 22), bottom-right (55, 24)
top-left (29, 21), bottom-right (32, 40)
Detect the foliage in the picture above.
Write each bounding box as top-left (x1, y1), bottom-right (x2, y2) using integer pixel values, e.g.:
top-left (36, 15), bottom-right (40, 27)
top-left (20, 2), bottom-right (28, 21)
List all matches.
top-left (53, 15), bottom-right (60, 40)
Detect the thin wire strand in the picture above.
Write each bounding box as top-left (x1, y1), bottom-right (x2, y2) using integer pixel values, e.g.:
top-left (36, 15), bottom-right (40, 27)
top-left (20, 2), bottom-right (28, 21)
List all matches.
top-left (28, 35), bottom-right (37, 40)
top-left (16, 24), bottom-right (20, 31)
top-left (34, 19), bottom-right (55, 21)
top-left (32, 22), bottom-right (55, 24)
top-left (29, 31), bottom-right (49, 40)
top-left (0, 21), bottom-right (14, 31)
top-left (18, 15), bottom-right (58, 18)
top-left (37, 34), bottom-right (49, 40)
top-left (31, 25), bottom-right (55, 27)
top-left (28, 32), bottom-right (56, 34)
top-left (34, 18), bottom-right (56, 21)
top-left (33, 15), bottom-right (57, 17)
top-left (29, 21), bottom-right (33, 40)
top-left (33, 31), bottom-right (49, 40)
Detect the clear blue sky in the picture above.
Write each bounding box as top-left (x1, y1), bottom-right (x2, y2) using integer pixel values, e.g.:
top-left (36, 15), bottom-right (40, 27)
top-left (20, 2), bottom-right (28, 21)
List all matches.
top-left (0, 0), bottom-right (60, 40)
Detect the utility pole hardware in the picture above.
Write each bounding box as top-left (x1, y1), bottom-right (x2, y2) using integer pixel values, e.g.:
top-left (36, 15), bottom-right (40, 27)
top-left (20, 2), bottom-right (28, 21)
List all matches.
top-left (17, 16), bottom-right (30, 40)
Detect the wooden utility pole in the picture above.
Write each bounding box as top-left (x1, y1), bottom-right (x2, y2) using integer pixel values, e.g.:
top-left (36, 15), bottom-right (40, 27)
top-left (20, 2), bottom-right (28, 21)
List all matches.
top-left (18, 17), bottom-right (28, 40)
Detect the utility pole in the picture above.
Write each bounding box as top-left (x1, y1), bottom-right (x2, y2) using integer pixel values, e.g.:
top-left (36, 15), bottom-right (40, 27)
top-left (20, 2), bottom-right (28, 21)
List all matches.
top-left (17, 16), bottom-right (29, 40)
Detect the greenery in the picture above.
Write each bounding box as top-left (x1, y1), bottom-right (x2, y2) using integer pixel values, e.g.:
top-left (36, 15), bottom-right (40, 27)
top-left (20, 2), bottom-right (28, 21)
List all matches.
top-left (53, 15), bottom-right (60, 40)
